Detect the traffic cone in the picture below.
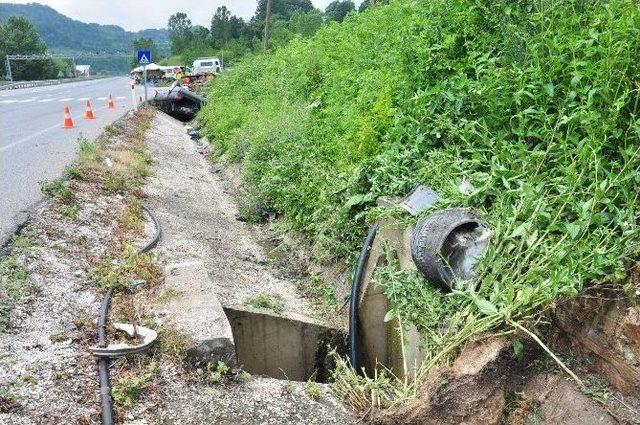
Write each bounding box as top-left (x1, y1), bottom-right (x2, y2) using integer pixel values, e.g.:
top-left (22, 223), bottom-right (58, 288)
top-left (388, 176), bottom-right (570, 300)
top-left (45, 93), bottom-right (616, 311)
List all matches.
top-left (84, 100), bottom-right (95, 119)
top-left (108, 94), bottom-right (115, 109)
top-left (62, 106), bottom-right (75, 128)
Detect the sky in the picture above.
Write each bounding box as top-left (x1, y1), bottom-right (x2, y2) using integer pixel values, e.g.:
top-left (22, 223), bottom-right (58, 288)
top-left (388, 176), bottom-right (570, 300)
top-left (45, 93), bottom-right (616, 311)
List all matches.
top-left (3, 0), bottom-right (362, 31)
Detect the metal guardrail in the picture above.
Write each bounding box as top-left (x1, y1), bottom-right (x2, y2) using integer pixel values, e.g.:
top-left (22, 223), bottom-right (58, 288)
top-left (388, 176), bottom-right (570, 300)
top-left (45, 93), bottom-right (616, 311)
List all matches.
top-left (0, 75), bottom-right (108, 91)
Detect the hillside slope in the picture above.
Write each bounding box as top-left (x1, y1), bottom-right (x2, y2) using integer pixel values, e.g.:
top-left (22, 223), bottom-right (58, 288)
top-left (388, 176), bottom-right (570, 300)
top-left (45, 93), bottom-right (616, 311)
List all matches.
top-left (1, 3), bottom-right (169, 73)
top-left (1, 3), bottom-right (169, 54)
top-left (200, 0), bottom-right (640, 399)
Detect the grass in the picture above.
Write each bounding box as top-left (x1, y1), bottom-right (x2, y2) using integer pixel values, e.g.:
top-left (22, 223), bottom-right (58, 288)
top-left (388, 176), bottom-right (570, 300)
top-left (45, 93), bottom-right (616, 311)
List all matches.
top-left (72, 110), bottom-right (154, 194)
top-left (88, 245), bottom-right (161, 290)
top-left (207, 361), bottom-right (231, 383)
top-left (305, 272), bottom-right (338, 310)
top-left (0, 390), bottom-right (21, 413)
top-left (41, 179), bottom-right (74, 204)
top-left (0, 233), bottom-right (36, 331)
top-left (64, 164), bottom-right (84, 181)
top-left (304, 381), bottom-right (323, 399)
top-left (152, 323), bottom-right (193, 362)
top-left (59, 204), bottom-right (79, 220)
top-left (202, 0), bottom-right (640, 410)
top-left (117, 197), bottom-right (144, 232)
top-left (112, 361), bottom-right (158, 407)
top-left (244, 293), bottom-right (285, 313)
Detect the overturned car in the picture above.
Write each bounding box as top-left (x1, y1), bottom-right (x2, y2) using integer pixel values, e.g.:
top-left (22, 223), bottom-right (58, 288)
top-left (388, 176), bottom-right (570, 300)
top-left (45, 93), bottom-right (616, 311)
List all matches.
top-left (151, 81), bottom-right (206, 120)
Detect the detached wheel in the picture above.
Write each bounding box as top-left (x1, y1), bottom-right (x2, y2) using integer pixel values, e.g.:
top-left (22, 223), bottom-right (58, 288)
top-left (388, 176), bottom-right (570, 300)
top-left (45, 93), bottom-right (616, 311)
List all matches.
top-left (410, 208), bottom-right (489, 291)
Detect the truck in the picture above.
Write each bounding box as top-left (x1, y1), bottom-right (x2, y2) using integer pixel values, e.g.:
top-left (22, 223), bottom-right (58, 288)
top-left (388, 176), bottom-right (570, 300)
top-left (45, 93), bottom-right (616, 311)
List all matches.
top-left (191, 57), bottom-right (222, 75)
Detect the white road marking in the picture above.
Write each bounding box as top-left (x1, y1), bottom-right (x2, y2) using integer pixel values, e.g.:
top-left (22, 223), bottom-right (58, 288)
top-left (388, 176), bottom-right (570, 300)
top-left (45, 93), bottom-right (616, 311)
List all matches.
top-left (18, 98), bottom-right (37, 103)
top-left (116, 96), bottom-right (126, 100)
top-left (37, 98), bottom-right (54, 103)
top-left (59, 97), bottom-right (73, 102)
top-left (0, 100), bottom-right (18, 104)
top-left (96, 96), bottom-right (107, 100)
top-left (77, 97), bottom-right (90, 101)
top-left (0, 104), bottom-right (111, 153)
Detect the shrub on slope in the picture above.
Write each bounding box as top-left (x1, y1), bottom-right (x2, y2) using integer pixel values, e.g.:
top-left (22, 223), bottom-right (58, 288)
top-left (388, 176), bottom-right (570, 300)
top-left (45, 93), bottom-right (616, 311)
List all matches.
top-left (201, 0), bottom-right (640, 393)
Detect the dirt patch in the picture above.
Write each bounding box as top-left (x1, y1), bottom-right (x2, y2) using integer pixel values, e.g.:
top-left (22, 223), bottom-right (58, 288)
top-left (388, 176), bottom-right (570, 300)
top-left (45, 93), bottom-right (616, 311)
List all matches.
top-left (550, 280), bottom-right (640, 396)
top-left (375, 337), bottom-right (526, 425)
top-left (520, 374), bottom-right (617, 425)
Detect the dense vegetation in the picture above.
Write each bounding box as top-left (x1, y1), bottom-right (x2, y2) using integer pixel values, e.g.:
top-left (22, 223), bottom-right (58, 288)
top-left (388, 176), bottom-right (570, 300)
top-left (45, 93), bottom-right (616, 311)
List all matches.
top-left (201, 0), bottom-right (640, 396)
top-left (1, 3), bottom-right (169, 75)
top-left (163, 1), bottom-right (358, 67)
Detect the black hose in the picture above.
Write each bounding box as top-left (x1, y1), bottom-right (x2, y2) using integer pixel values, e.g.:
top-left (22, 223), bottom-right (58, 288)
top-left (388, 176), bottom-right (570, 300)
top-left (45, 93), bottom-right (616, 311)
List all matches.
top-left (96, 203), bottom-right (161, 425)
top-left (97, 287), bottom-right (114, 425)
top-left (138, 204), bottom-right (162, 255)
top-left (348, 222), bottom-right (379, 371)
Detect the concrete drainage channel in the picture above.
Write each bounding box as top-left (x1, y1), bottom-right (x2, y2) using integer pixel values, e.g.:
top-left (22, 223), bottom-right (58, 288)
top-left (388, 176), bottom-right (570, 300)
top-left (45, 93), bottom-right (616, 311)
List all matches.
top-left (224, 306), bottom-right (347, 382)
top-left (163, 260), bottom-right (348, 384)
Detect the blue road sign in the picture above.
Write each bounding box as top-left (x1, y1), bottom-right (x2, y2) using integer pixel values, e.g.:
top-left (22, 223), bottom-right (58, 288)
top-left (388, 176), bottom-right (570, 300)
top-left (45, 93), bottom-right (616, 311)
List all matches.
top-left (137, 50), bottom-right (152, 65)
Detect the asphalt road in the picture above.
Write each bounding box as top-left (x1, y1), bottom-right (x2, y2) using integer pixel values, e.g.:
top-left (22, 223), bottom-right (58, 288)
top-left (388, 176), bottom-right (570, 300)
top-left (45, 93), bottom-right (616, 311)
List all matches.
top-left (0, 76), bottom-right (147, 246)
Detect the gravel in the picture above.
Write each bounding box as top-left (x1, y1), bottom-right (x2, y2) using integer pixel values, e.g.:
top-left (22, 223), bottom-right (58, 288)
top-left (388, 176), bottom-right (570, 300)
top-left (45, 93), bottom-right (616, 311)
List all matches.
top-left (0, 189), bottom-right (130, 424)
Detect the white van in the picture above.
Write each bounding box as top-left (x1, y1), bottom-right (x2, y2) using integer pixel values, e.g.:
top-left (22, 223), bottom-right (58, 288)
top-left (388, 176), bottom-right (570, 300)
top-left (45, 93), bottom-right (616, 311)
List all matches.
top-left (191, 57), bottom-right (222, 75)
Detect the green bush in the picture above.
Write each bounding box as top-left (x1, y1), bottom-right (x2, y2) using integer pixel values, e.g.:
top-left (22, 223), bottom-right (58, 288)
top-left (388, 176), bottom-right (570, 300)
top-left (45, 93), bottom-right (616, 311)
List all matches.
top-left (201, 0), bottom-right (640, 374)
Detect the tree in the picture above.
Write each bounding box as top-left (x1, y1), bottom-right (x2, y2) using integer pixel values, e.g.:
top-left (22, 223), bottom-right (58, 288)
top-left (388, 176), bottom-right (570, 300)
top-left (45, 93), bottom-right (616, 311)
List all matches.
top-left (211, 6), bottom-right (247, 49)
top-left (358, 0), bottom-right (389, 12)
top-left (289, 10), bottom-right (323, 37)
top-left (130, 37), bottom-right (160, 68)
top-left (325, 1), bottom-right (355, 22)
top-left (254, 0), bottom-right (314, 22)
top-left (0, 15), bottom-right (59, 80)
top-left (191, 25), bottom-right (211, 51)
top-left (168, 12), bottom-right (193, 55)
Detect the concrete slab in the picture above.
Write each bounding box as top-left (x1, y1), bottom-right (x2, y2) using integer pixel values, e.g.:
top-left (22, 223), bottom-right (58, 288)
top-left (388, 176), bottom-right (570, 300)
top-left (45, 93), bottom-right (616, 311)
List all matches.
top-left (162, 260), bottom-right (236, 366)
top-left (224, 305), bottom-right (347, 382)
top-left (358, 218), bottom-right (424, 378)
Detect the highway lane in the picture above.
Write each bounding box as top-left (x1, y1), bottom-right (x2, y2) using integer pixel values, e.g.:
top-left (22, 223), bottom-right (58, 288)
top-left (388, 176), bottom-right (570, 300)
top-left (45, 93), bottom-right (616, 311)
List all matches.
top-left (0, 77), bottom-right (148, 245)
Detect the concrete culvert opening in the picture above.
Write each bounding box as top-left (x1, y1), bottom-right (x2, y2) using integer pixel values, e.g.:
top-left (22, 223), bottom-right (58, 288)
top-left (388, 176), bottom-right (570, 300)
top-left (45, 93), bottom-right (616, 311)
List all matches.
top-left (223, 306), bottom-right (348, 383)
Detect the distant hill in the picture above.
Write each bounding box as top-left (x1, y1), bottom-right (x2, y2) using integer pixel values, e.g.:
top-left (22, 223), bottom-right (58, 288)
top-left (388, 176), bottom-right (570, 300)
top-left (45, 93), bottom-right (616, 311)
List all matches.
top-left (1, 3), bottom-right (170, 74)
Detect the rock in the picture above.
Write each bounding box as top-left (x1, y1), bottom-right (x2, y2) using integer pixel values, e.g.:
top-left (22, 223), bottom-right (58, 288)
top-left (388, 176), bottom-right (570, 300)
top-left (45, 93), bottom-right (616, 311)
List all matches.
top-left (161, 260), bottom-right (236, 367)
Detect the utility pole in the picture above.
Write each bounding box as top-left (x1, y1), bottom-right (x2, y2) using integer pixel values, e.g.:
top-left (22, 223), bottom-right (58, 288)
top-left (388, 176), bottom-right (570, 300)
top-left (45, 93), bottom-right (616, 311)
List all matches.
top-left (263, 0), bottom-right (272, 52)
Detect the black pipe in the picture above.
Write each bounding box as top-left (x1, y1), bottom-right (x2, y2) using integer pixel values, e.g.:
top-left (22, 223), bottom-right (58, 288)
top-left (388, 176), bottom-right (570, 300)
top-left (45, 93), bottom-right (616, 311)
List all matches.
top-left (97, 288), bottom-right (114, 425)
top-left (348, 222), bottom-right (379, 371)
top-left (139, 204), bottom-right (162, 255)
top-left (96, 204), bottom-right (162, 425)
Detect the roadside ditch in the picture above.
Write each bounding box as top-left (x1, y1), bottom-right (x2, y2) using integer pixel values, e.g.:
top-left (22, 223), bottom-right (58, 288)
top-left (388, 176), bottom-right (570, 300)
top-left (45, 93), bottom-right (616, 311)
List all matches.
top-left (0, 108), bottom-right (356, 424)
top-left (1, 106), bottom-right (638, 425)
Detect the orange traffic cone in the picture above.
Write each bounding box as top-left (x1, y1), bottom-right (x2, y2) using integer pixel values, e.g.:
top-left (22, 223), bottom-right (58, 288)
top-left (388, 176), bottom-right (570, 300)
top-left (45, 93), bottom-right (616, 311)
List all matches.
top-left (62, 106), bottom-right (75, 128)
top-left (84, 100), bottom-right (95, 119)
top-left (108, 94), bottom-right (115, 109)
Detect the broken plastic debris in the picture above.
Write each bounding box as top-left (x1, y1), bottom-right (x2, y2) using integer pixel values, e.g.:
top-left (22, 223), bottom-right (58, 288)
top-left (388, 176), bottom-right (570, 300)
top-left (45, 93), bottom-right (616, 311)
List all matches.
top-left (91, 323), bottom-right (157, 358)
top-left (400, 185), bottom-right (440, 216)
top-left (459, 176), bottom-right (474, 195)
top-left (126, 279), bottom-right (146, 290)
